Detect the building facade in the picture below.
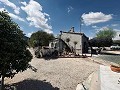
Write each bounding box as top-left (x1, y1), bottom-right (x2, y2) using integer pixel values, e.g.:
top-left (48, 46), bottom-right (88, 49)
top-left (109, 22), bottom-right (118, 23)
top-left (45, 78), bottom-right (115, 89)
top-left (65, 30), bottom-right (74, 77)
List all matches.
top-left (49, 27), bottom-right (89, 55)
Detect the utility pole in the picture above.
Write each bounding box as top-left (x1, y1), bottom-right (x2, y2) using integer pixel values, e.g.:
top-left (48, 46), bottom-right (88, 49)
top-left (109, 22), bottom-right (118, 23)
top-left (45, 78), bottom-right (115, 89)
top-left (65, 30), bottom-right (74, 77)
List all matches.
top-left (80, 16), bottom-right (83, 55)
top-left (80, 17), bottom-right (82, 33)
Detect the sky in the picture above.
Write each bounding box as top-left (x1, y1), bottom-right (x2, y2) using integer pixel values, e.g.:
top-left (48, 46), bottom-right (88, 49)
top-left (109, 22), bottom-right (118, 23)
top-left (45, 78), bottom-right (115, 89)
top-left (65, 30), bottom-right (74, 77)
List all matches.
top-left (0, 0), bottom-right (120, 39)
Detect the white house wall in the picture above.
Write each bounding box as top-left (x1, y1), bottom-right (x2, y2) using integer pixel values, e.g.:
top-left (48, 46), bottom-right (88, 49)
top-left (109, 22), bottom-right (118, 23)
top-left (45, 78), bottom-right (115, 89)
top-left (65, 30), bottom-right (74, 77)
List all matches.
top-left (61, 32), bottom-right (82, 54)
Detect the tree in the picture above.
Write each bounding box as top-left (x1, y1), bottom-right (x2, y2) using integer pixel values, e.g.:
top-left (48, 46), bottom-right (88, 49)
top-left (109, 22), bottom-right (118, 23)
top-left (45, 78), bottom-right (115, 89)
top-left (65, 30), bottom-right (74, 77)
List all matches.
top-left (89, 37), bottom-right (113, 47)
top-left (91, 27), bottom-right (116, 47)
top-left (0, 11), bottom-right (33, 90)
top-left (96, 27), bottom-right (116, 39)
top-left (73, 41), bottom-right (77, 54)
top-left (29, 31), bottom-right (54, 47)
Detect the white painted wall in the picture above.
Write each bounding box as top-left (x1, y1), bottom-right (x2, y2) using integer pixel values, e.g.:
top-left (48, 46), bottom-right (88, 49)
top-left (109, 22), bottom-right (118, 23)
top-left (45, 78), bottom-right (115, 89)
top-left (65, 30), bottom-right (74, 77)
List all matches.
top-left (61, 33), bottom-right (82, 48)
top-left (61, 32), bottom-right (82, 54)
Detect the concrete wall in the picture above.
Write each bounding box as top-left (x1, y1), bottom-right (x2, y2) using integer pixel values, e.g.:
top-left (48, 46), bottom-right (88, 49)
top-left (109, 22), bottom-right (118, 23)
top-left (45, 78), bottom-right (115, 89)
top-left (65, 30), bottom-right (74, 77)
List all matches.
top-left (49, 31), bottom-right (89, 55)
top-left (61, 32), bottom-right (82, 54)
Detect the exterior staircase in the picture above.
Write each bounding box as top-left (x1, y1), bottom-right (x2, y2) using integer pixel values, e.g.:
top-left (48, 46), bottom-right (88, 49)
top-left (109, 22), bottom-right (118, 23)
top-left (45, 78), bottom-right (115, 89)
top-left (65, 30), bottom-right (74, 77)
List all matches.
top-left (59, 39), bottom-right (74, 53)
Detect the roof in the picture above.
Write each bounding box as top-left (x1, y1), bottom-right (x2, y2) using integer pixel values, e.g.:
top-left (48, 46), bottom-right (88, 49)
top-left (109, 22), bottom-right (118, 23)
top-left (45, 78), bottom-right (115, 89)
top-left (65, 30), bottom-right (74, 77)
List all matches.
top-left (60, 31), bottom-right (83, 35)
top-left (60, 31), bottom-right (89, 39)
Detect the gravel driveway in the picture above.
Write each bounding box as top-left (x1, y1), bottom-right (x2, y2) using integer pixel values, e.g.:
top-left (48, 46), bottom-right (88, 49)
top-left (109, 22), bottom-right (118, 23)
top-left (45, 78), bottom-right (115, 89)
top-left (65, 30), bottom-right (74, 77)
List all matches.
top-left (5, 49), bottom-right (99, 90)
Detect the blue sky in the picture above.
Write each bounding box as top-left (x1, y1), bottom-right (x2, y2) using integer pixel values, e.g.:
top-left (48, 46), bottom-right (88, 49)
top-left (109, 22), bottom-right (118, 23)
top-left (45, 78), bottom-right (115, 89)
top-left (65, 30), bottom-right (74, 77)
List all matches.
top-left (0, 0), bottom-right (120, 39)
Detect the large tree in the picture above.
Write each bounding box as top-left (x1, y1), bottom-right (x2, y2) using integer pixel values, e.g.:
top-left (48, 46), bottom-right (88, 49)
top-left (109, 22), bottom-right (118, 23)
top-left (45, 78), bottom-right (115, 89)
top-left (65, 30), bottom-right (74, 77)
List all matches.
top-left (0, 11), bottom-right (33, 90)
top-left (29, 31), bottom-right (54, 47)
top-left (90, 27), bottom-right (116, 47)
top-left (89, 37), bottom-right (113, 47)
top-left (96, 27), bottom-right (116, 39)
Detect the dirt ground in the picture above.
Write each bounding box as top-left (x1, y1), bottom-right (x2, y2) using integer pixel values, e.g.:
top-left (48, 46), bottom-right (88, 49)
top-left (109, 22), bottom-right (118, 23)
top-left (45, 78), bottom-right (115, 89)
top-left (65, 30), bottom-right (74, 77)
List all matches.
top-left (4, 49), bottom-right (99, 90)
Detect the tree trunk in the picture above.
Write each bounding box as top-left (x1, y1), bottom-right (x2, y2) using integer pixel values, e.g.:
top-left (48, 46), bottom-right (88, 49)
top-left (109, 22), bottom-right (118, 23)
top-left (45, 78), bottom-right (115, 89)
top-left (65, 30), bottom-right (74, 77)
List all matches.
top-left (1, 75), bottom-right (5, 90)
top-left (74, 45), bottom-right (76, 55)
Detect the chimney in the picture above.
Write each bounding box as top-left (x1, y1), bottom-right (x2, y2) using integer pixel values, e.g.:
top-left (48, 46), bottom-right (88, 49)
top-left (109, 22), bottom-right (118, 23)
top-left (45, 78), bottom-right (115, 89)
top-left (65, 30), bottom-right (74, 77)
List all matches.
top-left (69, 27), bottom-right (75, 32)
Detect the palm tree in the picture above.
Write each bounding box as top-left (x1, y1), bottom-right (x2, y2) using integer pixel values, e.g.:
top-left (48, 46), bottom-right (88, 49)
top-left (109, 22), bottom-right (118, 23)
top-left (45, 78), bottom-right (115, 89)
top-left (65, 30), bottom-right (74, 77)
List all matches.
top-left (74, 41), bottom-right (78, 55)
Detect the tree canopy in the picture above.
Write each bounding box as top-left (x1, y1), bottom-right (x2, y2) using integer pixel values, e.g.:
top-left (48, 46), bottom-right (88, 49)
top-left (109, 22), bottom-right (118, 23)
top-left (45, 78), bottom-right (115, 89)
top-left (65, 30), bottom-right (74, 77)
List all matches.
top-left (0, 11), bottom-right (33, 90)
top-left (29, 31), bottom-right (54, 47)
top-left (96, 27), bottom-right (116, 39)
top-left (89, 27), bottom-right (116, 47)
top-left (89, 37), bottom-right (113, 47)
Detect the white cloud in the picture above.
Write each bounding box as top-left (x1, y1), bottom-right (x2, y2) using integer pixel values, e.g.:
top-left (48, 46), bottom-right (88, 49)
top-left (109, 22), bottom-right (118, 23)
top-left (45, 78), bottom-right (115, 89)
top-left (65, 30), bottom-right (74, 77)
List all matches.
top-left (27, 32), bottom-right (33, 37)
top-left (92, 25), bottom-right (99, 29)
top-left (67, 6), bottom-right (73, 13)
top-left (21, 1), bottom-right (27, 6)
top-left (0, 8), bottom-right (24, 22)
top-left (81, 23), bottom-right (84, 26)
top-left (112, 24), bottom-right (118, 27)
top-left (0, 8), bottom-right (5, 12)
top-left (44, 29), bottom-right (53, 33)
top-left (9, 13), bottom-right (25, 22)
top-left (21, 0), bottom-right (53, 33)
top-left (81, 12), bottom-right (112, 25)
top-left (0, 0), bottom-right (20, 14)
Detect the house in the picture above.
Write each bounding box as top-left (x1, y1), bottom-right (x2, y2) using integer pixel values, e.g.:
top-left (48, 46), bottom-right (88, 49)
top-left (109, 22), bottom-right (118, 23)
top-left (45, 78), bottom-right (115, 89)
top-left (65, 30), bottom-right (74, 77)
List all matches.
top-left (49, 27), bottom-right (89, 55)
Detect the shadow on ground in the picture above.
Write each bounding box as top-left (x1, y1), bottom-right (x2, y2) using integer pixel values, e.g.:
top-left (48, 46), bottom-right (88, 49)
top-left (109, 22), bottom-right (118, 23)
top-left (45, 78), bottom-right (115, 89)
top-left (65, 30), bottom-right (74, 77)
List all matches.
top-left (42, 50), bottom-right (59, 60)
top-left (5, 79), bottom-right (59, 90)
top-left (43, 56), bottom-right (58, 60)
top-left (100, 52), bottom-right (120, 55)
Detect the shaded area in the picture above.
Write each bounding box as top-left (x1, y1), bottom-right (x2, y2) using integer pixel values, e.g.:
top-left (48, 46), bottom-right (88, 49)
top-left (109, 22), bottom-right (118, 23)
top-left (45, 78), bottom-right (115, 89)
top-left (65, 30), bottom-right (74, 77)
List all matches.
top-left (5, 79), bottom-right (59, 90)
top-left (43, 56), bottom-right (58, 60)
top-left (59, 39), bottom-right (71, 52)
top-left (42, 50), bottom-right (58, 60)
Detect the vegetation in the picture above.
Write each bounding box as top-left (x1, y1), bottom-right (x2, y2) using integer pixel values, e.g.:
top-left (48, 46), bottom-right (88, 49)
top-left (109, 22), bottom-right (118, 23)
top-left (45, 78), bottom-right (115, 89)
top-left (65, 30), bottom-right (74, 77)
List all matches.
top-left (89, 37), bottom-right (113, 47)
top-left (29, 31), bottom-right (54, 47)
top-left (0, 11), bottom-right (33, 90)
top-left (96, 27), bottom-right (116, 39)
top-left (90, 27), bottom-right (116, 47)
